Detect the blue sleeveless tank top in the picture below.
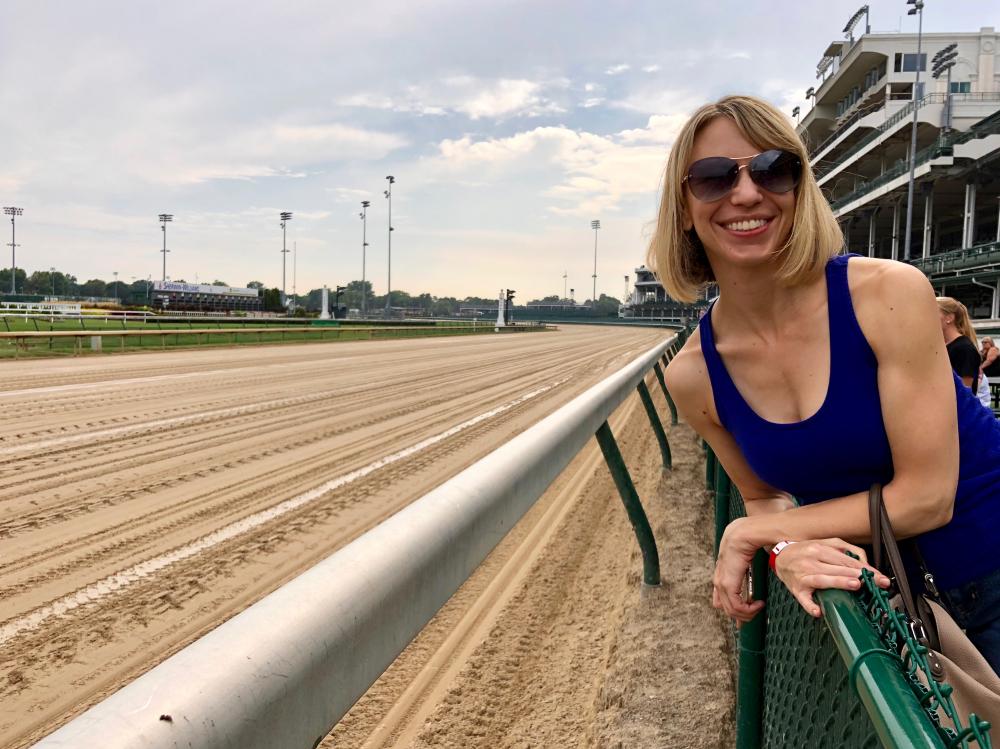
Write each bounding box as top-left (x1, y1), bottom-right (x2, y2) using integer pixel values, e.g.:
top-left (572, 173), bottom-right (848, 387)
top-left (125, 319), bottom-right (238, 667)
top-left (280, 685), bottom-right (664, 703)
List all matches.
top-left (700, 254), bottom-right (1000, 590)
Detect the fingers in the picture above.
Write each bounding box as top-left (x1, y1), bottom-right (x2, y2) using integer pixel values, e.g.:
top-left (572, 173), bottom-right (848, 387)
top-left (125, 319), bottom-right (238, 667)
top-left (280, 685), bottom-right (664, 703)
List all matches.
top-left (794, 588), bottom-right (821, 618)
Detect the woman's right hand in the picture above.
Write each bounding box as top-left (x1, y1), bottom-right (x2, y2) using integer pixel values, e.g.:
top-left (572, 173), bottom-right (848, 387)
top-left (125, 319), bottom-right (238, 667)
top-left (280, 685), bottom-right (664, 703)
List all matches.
top-left (773, 539), bottom-right (891, 617)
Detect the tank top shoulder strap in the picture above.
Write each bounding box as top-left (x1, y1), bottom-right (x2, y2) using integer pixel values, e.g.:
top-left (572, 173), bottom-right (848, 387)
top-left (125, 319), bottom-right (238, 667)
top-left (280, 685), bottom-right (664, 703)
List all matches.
top-left (698, 302), bottom-right (743, 429)
top-left (825, 253), bottom-right (875, 375)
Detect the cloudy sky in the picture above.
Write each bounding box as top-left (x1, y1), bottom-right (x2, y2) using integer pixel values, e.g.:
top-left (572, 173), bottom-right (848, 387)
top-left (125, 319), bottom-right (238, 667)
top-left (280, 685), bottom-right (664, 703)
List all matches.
top-left (2, 0), bottom-right (998, 301)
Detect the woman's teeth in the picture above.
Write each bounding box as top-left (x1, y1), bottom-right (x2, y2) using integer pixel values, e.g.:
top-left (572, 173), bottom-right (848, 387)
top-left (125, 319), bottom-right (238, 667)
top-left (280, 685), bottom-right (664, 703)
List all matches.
top-left (724, 219), bottom-right (769, 231)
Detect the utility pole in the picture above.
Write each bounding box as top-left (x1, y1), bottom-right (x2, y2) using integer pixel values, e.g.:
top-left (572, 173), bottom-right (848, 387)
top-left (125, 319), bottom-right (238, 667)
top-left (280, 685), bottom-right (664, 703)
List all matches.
top-left (158, 214), bottom-right (173, 283)
top-left (903, 0), bottom-right (925, 261)
top-left (591, 219), bottom-right (601, 306)
top-left (360, 200), bottom-right (370, 317)
top-left (384, 176), bottom-right (395, 317)
top-left (280, 211), bottom-right (293, 306)
top-left (4, 207), bottom-right (23, 294)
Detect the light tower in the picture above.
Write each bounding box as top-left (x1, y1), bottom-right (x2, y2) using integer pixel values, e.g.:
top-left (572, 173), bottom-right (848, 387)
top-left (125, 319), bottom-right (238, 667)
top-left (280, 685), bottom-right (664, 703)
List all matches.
top-left (563, 270), bottom-right (567, 300)
top-left (903, 0), bottom-right (925, 261)
top-left (384, 176), bottom-right (395, 317)
top-left (280, 211), bottom-right (293, 306)
top-left (590, 219), bottom-right (601, 307)
top-left (4, 207), bottom-right (23, 295)
top-left (360, 200), bottom-right (370, 317)
top-left (158, 214), bottom-right (173, 283)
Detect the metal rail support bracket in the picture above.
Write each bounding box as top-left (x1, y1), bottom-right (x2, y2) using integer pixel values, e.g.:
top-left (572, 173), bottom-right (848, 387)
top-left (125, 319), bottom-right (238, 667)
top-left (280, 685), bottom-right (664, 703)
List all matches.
top-left (636, 379), bottom-right (672, 471)
top-left (652, 362), bottom-right (678, 425)
top-left (594, 420), bottom-right (661, 586)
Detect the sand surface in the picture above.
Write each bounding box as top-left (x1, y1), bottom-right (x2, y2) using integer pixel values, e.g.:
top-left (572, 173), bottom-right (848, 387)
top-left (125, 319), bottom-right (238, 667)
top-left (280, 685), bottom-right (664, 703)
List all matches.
top-left (0, 326), bottom-right (733, 748)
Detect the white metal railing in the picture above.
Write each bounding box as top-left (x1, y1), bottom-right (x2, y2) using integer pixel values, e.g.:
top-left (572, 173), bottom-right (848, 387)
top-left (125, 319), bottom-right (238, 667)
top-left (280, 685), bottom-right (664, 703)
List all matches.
top-left (31, 334), bottom-right (677, 749)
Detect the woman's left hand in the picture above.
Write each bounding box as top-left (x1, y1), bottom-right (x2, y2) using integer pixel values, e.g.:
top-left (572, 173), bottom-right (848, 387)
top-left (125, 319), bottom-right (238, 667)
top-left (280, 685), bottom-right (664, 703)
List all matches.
top-left (713, 517), bottom-right (766, 622)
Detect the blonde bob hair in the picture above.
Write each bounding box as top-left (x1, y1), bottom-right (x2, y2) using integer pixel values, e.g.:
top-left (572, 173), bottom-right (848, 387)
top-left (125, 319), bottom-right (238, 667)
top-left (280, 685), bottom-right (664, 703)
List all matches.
top-left (936, 296), bottom-right (978, 349)
top-left (647, 95), bottom-right (843, 303)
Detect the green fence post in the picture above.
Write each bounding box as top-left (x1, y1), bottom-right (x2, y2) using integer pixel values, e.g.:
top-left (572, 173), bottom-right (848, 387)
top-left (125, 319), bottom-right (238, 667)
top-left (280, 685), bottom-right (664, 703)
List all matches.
top-left (652, 362), bottom-right (678, 425)
top-left (705, 443), bottom-right (716, 491)
top-left (713, 468), bottom-right (731, 558)
top-left (636, 380), bottom-right (672, 470)
top-left (594, 421), bottom-right (660, 586)
top-left (735, 549), bottom-right (768, 749)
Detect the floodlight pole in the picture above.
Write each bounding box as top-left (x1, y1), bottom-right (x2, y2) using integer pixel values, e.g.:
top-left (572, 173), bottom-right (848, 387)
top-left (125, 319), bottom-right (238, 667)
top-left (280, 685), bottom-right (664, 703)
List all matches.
top-left (563, 270), bottom-right (567, 300)
top-left (360, 200), bottom-right (370, 317)
top-left (280, 212), bottom-right (293, 306)
top-left (158, 214), bottom-right (173, 283)
top-left (903, 0), bottom-right (925, 262)
top-left (384, 176), bottom-right (395, 317)
top-left (591, 219), bottom-right (601, 307)
top-left (4, 207), bottom-right (23, 295)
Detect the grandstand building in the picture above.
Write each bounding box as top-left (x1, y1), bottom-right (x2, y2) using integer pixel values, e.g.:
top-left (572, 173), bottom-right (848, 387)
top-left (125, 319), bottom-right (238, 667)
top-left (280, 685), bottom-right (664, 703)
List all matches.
top-left (152, 281), bottom-right (262, 313)
top-left (797, 20), bottom-right (1000, 316)
top-left (619, 265), bottom-right (708, 322)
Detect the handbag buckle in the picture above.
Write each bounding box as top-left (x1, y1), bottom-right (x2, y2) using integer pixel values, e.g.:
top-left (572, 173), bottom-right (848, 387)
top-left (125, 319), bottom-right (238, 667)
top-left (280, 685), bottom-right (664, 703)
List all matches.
top-left (908, 618), bottom-right (946, 680)
top-left (923, 571), bottom-right (939, 599)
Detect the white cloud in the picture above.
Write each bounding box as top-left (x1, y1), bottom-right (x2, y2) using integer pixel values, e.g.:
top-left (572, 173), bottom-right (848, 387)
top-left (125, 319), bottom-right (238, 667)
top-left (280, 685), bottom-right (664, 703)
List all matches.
top-left (338, 76), bottom-right (566, 120)
top-left (642, 64), bottom-right (661, 73)
top-left (457, 79), bottom-right (547, 119)
top-left (425, 119), bottom-right (673, 217)
top-left (329, 187), bottom-right (374, 203)
top-left (580, 97), bottom-right (605, 108)
top-left (605, 63), bottom-right (631, 75)
top-left (618, 114), bottom-right (689, 145)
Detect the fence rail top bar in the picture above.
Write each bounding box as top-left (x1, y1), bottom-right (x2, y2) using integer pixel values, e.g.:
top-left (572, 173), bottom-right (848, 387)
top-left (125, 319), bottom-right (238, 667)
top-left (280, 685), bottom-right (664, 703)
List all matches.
top-left (32, 334), bottom-right (677, 749)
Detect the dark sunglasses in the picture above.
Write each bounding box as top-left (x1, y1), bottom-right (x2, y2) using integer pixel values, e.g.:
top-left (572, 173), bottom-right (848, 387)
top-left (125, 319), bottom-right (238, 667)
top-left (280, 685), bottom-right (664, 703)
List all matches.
top-left (683, 149), bottom-right (802, 202)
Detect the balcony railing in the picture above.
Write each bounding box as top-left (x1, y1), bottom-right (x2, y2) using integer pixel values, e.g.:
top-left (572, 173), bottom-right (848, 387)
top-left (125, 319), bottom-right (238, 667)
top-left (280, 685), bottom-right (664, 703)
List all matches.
top-left (814, 92), bottom-right (1000, 180)
top-left (827, 109), bottom-right (1000, 213)
top-left (828, 138), bottom-right (953, 212)
top-left (909, 240), bottom-right (1000, 275)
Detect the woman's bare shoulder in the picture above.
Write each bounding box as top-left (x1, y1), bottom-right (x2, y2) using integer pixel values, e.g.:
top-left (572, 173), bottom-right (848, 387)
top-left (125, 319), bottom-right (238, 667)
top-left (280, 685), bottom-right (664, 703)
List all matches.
top-left (847, 256), bottom-right (933, 299)
top-left (664, 329), bottom-right (711, 403)
top-left (847, 257), bottom-right (937, 328)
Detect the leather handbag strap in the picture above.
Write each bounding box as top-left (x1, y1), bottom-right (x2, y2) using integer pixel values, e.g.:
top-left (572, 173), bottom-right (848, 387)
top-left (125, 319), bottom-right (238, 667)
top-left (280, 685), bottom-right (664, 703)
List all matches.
top-left (867, 484), bottom-right (944, 673)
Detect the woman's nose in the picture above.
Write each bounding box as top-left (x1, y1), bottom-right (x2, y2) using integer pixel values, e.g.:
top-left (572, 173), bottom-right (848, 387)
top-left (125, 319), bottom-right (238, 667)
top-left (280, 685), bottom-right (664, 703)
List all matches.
top-left (729, 167), bottom-right (762, 205)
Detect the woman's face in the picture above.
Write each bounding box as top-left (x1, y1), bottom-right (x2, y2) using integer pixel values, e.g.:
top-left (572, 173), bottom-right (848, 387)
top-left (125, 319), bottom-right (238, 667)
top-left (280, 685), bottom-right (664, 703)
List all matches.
top-left (938, 308), bottom-right (954, 336)
top-left (683, 117), bottom-right (796, 272)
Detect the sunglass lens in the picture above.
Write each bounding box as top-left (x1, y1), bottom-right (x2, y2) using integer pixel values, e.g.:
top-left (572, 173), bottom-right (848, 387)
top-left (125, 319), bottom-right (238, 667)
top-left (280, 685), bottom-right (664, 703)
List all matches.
top-left (687, 157), bottom-right (739, 202)
top-left (750, 150), bottom-right (801, 194)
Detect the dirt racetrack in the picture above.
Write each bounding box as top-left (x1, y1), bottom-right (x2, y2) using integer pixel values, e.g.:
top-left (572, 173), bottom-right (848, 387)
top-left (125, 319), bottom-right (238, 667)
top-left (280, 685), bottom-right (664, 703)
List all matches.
top-left (0, 325), bottom-right (733, 748)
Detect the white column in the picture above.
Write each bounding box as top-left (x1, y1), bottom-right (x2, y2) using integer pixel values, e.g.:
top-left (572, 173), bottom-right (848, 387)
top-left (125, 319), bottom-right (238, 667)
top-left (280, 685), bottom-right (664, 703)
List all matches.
top-left (319, 286), bottom-right (330, 320)
top-left (962, 181), bottom-right (977, 248)
top-left (995, 197), bottom-right (1000, 243)
top-left (867, 208), bottom-right (879, 257)
top-left (994, 279), bottom-right (1000, 320)
top-left (922, 186), bottom-right (934, 259)
top-left (891, 201), bottom-right (901, 261)
top-left (496, 289), bottom-right (505, 328)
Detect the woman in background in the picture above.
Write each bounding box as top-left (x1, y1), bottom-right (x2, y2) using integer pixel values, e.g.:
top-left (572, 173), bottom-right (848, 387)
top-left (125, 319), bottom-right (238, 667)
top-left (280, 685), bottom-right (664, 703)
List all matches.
top-left (937, 297), bottom-right (988, 408)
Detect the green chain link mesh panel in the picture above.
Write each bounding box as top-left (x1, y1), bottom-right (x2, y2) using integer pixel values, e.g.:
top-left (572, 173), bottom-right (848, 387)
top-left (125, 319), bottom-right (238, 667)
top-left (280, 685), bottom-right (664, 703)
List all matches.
top-left (724, 481), bottom-right (879, 748)
top-left (762, 577), bottom-right (879, 748)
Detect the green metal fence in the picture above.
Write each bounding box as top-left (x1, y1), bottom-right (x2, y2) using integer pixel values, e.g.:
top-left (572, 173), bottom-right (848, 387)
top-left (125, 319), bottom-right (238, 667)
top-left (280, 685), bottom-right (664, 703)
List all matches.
top-left (707, 449), bottom-right (993, 748)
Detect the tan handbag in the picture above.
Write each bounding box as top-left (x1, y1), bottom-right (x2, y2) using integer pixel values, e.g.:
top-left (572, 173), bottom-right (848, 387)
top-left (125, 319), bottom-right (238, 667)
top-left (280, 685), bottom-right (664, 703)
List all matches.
top-left (868, 484), bottom-right (1000, 733)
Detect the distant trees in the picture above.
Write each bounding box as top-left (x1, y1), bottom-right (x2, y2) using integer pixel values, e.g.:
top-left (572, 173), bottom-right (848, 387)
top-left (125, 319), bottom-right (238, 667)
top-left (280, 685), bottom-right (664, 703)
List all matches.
top-left (262, 288), bottom-right (283, 312)
top-left (0, 267), bottom-right (627, 316)
top-left (78, 279), bottom-right (108, 297)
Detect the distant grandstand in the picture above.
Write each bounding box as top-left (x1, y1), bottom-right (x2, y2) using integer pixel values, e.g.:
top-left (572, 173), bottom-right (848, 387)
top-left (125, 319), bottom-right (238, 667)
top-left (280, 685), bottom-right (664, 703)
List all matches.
top-left (152, 281), bottom-right (262, 313)
top-left (619, 265), bottom-right (708, 322)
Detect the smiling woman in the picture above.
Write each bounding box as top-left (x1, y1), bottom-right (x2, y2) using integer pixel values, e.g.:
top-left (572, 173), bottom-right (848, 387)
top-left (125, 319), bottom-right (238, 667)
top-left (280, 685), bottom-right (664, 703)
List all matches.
top-left (648, 94), bottom-right (1000, 676)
